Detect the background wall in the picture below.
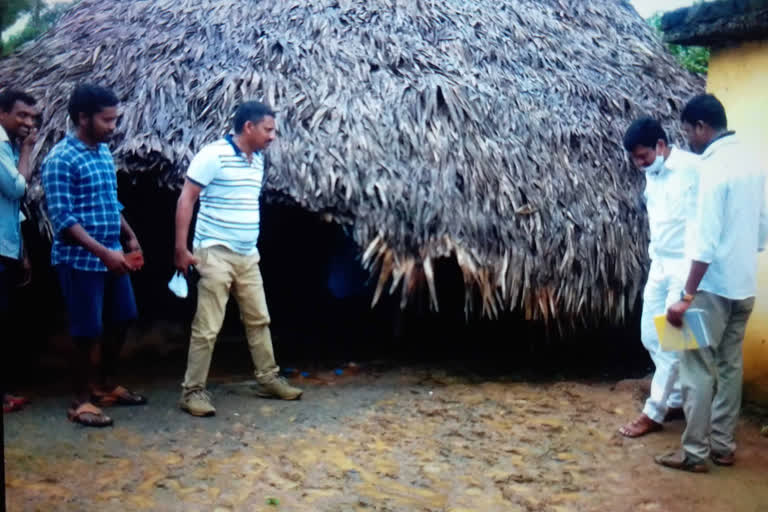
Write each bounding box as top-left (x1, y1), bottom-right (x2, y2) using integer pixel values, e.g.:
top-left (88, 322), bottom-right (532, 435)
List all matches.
top-left (707, 40), bottom-right (768, 402)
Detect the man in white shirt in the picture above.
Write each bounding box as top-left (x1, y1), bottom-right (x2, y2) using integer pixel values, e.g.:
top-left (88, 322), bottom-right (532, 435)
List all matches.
top-left (618, 117), bottom-right (700, 438)
top-left (174, 101), bottom-right (302, 417)
top-left (657, 94), bottom-right (768, 473)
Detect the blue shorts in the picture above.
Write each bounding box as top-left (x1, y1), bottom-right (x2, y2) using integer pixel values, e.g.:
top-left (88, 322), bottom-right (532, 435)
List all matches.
top-left (56, 265), bottom-right (138, 338)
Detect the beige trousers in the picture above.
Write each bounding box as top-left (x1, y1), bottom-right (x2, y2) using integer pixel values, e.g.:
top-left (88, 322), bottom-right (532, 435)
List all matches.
top-left (182, 245), bottom-right (279, 391)
top-left (680, 291), bottom-right (754, 462)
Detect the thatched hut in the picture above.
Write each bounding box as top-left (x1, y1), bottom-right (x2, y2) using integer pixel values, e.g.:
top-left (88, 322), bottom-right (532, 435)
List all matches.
top-left (0, 0), bottom-right (703, 328)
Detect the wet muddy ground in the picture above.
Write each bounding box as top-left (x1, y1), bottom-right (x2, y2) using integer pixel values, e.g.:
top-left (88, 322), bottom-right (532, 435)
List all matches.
top-left (4, 362), bottom-right (768, 512)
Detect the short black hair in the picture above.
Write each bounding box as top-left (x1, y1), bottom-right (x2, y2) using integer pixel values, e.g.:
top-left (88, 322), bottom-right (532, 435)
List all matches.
top-left (681, 94), bottom-right (727, 131)
top-left (233, 101), bottom-right (275, 133)
top-left (68, 83), bottom-right (119, 125)
top-left (622, 116), bottom-right (668, 152)
top-left (0, 89), bottom-right (37, 113)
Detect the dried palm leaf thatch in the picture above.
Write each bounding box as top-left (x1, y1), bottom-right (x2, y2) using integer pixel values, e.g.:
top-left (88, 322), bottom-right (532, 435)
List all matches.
top-left (1, 0), bottom-right (704, 327)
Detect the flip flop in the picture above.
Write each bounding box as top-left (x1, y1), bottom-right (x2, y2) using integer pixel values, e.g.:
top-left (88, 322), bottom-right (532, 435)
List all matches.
top-left (3, 394), bottom-right (30, 411)
top-left (4, 400), bottom-right (23, 413)
top-left (67, 402), bottom-right (113, 427)
top-left (92, 385), bottom-right (147, 407)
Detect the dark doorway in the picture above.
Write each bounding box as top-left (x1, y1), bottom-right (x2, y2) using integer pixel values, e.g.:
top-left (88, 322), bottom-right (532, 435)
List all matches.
top-left (14, 174), bottom-right (651, 385)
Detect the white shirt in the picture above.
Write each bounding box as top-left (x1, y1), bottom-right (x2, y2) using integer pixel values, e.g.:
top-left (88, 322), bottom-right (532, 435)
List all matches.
top-left (186, 135), bottom-right (265, 256)
top-left (644, 146), bottom-right (700, 260)
top-left (687, 135), bottom-right (768, 300)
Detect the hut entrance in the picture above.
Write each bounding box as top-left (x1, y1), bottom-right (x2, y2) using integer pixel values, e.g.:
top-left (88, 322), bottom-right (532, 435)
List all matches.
top-left (260, 199), bottom-right (650, 379)
top-left (259, 199), bottom-right (393, 362)
top-left (112, 175), bottom-right (399, 363)
top-left (14, 174), bottom-right (650, 382)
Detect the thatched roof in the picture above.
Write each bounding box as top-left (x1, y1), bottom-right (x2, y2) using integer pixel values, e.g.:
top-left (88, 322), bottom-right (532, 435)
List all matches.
top-left (662, 0), bottom-right (768, 46)
top-left (1, 0), bottom-right (704, 326)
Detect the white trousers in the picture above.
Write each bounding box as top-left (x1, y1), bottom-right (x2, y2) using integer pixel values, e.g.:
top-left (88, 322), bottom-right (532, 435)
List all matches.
top-left (640, 257), bottom-right (688, 423)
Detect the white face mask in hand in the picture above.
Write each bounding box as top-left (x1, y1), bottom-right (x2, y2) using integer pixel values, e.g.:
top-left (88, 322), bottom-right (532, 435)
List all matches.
top-left (168, 271), bottom-right (188, 299)
top-left (642, 153), bottom-right (665, 175)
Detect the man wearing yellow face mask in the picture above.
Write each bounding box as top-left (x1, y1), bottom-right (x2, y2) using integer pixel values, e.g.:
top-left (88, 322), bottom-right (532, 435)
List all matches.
top-left (618, 117), bottom-right (700, 438)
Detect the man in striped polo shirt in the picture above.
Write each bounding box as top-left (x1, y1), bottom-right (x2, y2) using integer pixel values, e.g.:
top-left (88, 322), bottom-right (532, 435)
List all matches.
top-left (175, 101), bottom-right (302, 417)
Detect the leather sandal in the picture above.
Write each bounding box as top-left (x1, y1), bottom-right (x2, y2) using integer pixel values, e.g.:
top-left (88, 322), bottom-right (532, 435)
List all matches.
top-left (711, 452), bottom-right (735, 466)
top-left (67, 402), bottom-right (113, 427)
top-left (92, 385), bottom-right (147, 407)
top-left (654, 450), bottom-right (708, 473)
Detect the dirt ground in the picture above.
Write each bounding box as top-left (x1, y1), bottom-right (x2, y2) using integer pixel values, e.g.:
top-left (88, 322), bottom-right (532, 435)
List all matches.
top-left (4, 364), bottom-right (768, 512)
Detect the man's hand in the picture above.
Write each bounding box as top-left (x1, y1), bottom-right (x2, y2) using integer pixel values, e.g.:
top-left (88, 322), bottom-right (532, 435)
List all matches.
top-left (174, 247), bottom-right (198, 276)
top-left (16, 128), bottom-right (38, 182)
top-left (101, 249), bottom-right (132, 274)
top-left (666, 300), bottom-right (691, 328)
top-left (18, 255), bottom-right (32, 288)
top-left (125, 235), bottom-right (141, 254)
top-left (21, 128), bottom-right (38, 151)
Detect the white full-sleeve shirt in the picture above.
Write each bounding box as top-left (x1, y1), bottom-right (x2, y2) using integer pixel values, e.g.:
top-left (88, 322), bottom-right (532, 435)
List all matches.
top-left (644, 146), bottom-right (700, 261)
top-left (687, 134), bottom-right (768, 300)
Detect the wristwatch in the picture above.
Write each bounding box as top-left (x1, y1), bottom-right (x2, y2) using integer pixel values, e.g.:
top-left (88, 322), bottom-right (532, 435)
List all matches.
top-left (680, 290), bottom-right (696, 303)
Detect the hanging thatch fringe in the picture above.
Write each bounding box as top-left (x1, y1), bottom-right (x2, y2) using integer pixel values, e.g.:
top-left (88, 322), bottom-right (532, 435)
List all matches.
top-left (0, 0), bottom-right (704, 327)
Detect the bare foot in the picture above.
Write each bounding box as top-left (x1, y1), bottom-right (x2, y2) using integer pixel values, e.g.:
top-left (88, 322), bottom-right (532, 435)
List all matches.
top-left (619, 413), bottom-right (662, 438)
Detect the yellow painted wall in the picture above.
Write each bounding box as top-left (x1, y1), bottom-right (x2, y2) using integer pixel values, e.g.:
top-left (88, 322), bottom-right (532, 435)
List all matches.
top-left (706, 40), bottom-right (768, 402)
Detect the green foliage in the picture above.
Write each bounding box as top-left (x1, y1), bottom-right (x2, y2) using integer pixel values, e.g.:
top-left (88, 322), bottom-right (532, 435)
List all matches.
top-left (2, 2), bottom-right (72, 56)
top-left (648, 13), bottom-right (710, 75)
top-left (0, 0), bottom-right (33, 32)
top-left (3, 21), bottom-right (43, 56)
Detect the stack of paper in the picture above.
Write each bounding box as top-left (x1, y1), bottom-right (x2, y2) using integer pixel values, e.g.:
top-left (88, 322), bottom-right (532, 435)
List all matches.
top-left (654, 308), bottom-right (712, 351)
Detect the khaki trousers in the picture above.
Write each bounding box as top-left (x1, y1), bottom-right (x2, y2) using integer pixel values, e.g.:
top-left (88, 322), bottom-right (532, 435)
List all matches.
top-left (680, 291), bottom-right (754, 462)
top-left (182, 245), bottom-right (279, 391)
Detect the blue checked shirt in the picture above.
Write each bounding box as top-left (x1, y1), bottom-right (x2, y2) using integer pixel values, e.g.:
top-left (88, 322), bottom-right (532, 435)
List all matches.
top-left (42, 135), bottom-right (123, 271)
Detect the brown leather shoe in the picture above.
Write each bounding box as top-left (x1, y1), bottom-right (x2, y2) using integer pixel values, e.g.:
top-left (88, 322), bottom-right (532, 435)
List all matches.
top-left (654, 450), bottom-right (709, 473)
top-left (664, 407), bottom-right (685, 422)
top-left (711, 451), bottom-right (735, 466)
top-left (618, 413), bottom-right (663, 438)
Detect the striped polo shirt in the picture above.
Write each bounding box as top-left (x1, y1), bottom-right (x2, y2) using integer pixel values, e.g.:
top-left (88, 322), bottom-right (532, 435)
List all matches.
top-left (186, 135), bottom-right (265, 255)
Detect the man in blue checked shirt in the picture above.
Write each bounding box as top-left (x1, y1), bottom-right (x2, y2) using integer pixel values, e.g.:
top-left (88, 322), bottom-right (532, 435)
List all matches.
top-left (42, 84), bottom-right (147, 428)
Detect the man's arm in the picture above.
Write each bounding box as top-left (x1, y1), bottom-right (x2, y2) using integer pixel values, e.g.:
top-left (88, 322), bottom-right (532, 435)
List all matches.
top-left (174, 179), bottom-right (202, 274)
top-left (42, 155), bottom-right (130, 274)
top-left (120, 213), bottom-right (141, 253)
top-left (18, 242), bottom-right (32, 287)
top-left (667, 169), bottom-right (724, 326)
top-left (0, 143), bottom-right (27, 200)
top-left (63, 223), bottom-right (130, 274)
top-left (683, 261), bottom-right (709, 293)
top-left (16, 129), bottom-right (37, 182)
